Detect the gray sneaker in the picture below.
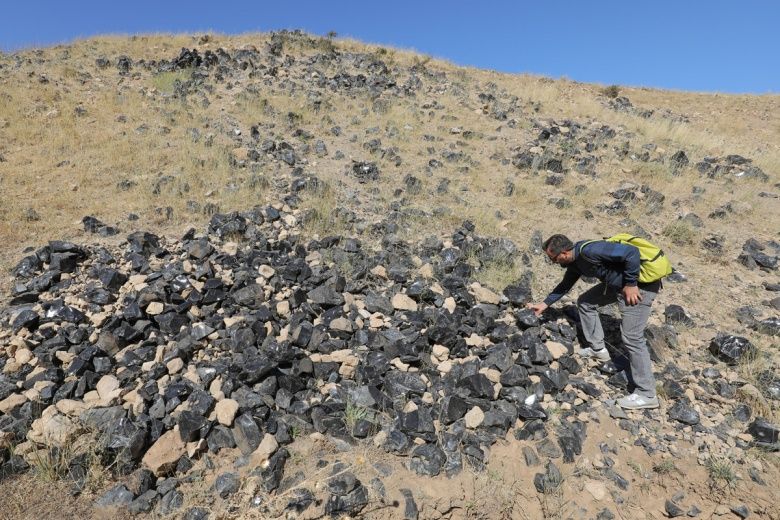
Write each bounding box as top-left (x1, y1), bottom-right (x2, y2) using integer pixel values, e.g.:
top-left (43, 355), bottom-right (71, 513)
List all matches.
top-left (617, 393), bottom-right (660, 410)
top-left (576, 346), bottom-right (611, 362)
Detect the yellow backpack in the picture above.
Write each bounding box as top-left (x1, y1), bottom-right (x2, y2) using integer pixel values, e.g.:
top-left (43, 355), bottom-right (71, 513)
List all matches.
top-left (581, 234), bottom-right (673, 283)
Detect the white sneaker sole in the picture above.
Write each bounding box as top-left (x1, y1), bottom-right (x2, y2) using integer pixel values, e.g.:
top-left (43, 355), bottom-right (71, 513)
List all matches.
top-left (618, 401), bottom-right (659, 410)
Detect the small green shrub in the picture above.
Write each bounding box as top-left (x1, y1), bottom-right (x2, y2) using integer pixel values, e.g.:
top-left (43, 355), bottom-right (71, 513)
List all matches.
top-left (602, 85), bottom-right (621, 99)
top-left (706, 457), bottom-right (737, 488)
top-left (662, 221), bottom-right (697, 246)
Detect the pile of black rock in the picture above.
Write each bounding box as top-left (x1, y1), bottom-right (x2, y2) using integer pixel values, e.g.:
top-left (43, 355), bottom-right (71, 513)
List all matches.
top-left (0, 206), bottom-right (777, 517)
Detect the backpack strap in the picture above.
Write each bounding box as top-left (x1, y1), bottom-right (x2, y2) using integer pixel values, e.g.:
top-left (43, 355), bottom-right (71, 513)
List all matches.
top-left (577, 239), bottom-right (599, 262)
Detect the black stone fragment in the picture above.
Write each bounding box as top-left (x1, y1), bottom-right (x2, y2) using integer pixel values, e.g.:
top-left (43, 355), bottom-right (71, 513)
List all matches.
top-left (668, 401), bottom-right (700, 425)
top-left (95, 484), bottom-right (134, 508)
top-left (408, 443), bottom-right (445, 476)
top-left (233, 413), bottom-right (262, 455)
top-left (214, 472), bottom-right (240, 498)
top-left (665, 499), bottom-right (685, 517)
top-left (747, 418), bottom-right (779, 450)
top-left (401, 488), bottom-right (418, 520)
top-left (533, 461), bottom-right (562, 494)
top-left (708, 335), bottom-right (755, 365)
top-left (664, 305), bottom-right (695, 327)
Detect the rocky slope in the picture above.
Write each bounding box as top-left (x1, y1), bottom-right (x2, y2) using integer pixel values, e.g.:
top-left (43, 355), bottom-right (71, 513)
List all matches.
top-left (0, 31), bottom-right (778, 519)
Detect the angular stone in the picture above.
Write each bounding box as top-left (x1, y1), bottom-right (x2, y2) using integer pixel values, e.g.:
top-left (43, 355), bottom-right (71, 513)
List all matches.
top-left (747, 418), bottom-right (779, 449)
top-left (534, 461), bottom-right (562, 494)
top-left (668, 401), bottom-right (700, 425)
top-left (215, 399), bottom-right (239, 426)
top-left (177, 411), bottom-right (209, 442)
top-left (408, 444), bottom-right (445, 476)
top-left (96, 375), bottom-right (121, 402)
top-left (401, 488), bottom-right (418, 520)
top-left (464, 406), bottom-right (485, 429)
top-left (665, 500), bottom-right (685, 517)
top-left (308, 284), bottom-right (344, 307)
top-left (392, 293), bottom-right (418, 312)
top-left (470, 283), bottom-right (500, 304)
top-left (214, 472), bottom-right (240, 499)
top-left (96, 484), bottom-right (134, 509)
top-left (250, 433), bottom-right (279, 465)
top-left (708, 335), bottom-right (755, 365)
top-left (142, 430), bottom-right (186, 476)
top-left (233, 413), bottom-right (262, 455)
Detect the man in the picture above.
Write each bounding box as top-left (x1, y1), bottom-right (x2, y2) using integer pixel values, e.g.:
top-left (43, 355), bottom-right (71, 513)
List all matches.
top-left (527, 234), bottom-right (662, 410)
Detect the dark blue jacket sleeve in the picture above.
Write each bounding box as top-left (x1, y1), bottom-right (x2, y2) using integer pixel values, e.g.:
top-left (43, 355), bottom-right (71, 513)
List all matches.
top-left (543, 268), bottom-right (581, 306)
top-left (583, 241), bottom-right (641, 287)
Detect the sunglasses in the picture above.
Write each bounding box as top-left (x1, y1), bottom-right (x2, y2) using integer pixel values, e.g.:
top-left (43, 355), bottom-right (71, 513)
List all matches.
top-left (545, 250), bottom-right (567, 265)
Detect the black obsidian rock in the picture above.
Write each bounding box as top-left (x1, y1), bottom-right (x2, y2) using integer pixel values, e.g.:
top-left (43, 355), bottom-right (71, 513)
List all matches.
top-left (708, 334), bottom-right (756, 365)
top-left (408, 443), bottom-right (445, 476)
top-left (747, 418), bottom-right (779, 450)
top-left (667, 401), bottom-right (700, 425)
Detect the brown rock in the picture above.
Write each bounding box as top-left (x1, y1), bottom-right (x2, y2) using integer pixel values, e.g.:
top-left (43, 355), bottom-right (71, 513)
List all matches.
top-left (142, 429), bottom-right (186, 476)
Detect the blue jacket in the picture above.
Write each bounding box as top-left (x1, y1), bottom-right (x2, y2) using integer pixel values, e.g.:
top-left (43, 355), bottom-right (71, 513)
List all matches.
top-left (543, 240), bottom-right (641, 306)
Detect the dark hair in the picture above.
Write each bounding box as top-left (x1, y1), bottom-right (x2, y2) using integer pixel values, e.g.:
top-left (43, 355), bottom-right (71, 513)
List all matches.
top-left (542, 234), bottom-right (574, 255)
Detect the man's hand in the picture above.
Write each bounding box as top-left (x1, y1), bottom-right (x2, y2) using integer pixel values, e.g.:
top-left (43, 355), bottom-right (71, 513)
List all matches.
top-left (622, 285), bottom-right (643, 305)
top-left (526, 302), bottom-right (548, 316)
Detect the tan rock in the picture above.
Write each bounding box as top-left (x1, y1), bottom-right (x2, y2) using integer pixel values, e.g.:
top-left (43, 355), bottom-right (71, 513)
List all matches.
top-left (584, 480), bottom-right (606, 501)
top-left (443, 297), bottom-right (456, 313)
top-left (128, 274), bottom-right (147, 290)
top-left (258, 265), bottom-right (275, 278)
top-left (222, 242), bottom-right (238, 256)
top-left (482, 368), bottom-right (501, 383)
top-left (369, 314), bottom-right (385, 328)
top-left (143, 429), bottom-right (187, 476)
top-left (215, 399), bottom-right (239, 426)
top-left (437, 360), bottom-right (453, 374)
top-left (250, 433), bottom-right (279, 466)
top-left (373, 430), bottom-right (387, 447)
top-left (392, 293), bottom-right (418, 312)
top-left (465, 334), bottom-right (484, 347)
top-left (55, 399), bottom-right (88, 417)
top-left (431, 344), bottom-right (449, 361)
top-left (0, 393), bottom-right (27, 414)
top-left (464, 406), bottom-right (485, 429)
top-left (390, 358), bottom-right (410, 371)
top-left (370, 265), bottom-right (387, 278)
top-left (546, 341), bottom-right (568, 360)
top-left (329, 317), bottom-right (353, 332)
top-left (276, 300), bottom-right (291, 317)
top-left (28, 412), bottom-right (81, 447)
top-left (166, 358), bottom-right (184, 375)
top-left (223, 316), bottom-right (245, 328)
top-left (330, 349), bottom-right (359, 366)
top-left (338, 364), bottom-right (356, 379)
top-left (418, 263), bottom-right (434, 279)
top-left (146, 302), bottom-right (164, 315)
top-left (90, 312), bottom-right (109, 327)
top-left (2, 360), bottom-right (21, 373)
top-left (14, 348), bottom-right (33, 365)
top-left (96, 375), bottom-right (121, 402)
top-left (469, 283), bottom-right (501, 305)
top-left (56, 351), bottom-right (76, 365)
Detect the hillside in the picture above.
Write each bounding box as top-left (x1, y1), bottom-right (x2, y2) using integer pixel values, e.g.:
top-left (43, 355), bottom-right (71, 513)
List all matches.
top-left (0, 31), bottom-right (778, 519)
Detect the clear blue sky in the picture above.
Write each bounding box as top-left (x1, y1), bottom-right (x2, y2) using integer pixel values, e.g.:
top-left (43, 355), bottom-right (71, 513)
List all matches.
top-left (1, 0), bottom-right (777, 94)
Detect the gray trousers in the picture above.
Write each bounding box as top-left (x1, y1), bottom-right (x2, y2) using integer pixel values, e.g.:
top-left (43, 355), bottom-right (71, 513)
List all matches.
top-left (577, 281), bottom-right (660, 398)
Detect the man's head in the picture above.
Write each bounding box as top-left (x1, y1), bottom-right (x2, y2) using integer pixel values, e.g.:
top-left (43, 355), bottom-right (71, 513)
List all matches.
top-left (543, 234), bottom-right (575, 265)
